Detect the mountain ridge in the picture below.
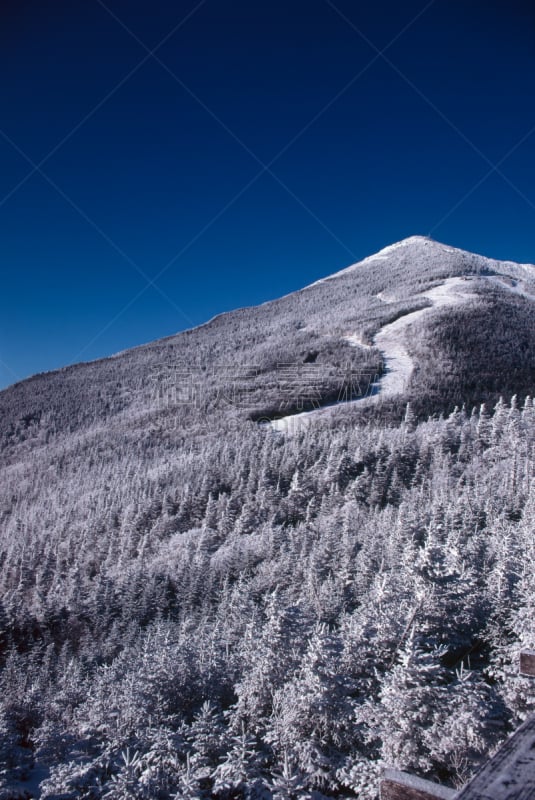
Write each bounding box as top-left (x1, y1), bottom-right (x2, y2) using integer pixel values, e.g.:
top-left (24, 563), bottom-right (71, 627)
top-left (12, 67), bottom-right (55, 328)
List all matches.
top-left (2, 237), bottom-right (535, 453)
top-left (3, 235), bottom-right (535, 398)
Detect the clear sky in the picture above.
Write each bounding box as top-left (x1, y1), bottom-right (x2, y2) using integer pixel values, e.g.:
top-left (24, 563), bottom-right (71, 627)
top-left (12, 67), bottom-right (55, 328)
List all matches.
top-left (1, 0), bottom-right (535, 388)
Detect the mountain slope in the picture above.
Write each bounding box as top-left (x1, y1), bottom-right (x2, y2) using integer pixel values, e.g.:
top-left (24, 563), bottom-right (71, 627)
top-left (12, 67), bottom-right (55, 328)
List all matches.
top-left (270, 275), bottom-right (479, 432)
top-left (1, 237), bottom-right (535, 799)
top-left (2, 235), bottom-right (535, 449)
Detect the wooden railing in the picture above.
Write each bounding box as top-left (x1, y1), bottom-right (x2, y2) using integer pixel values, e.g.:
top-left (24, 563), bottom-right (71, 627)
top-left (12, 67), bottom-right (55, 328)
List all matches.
top-left (379, 650), bottom-right (535, 800)
top-left (519, 649), bottom-right (535, 678)
top-left (380, 770), bottom-right (456, 799)
top-left (455, 715), bottom-right (535, 799)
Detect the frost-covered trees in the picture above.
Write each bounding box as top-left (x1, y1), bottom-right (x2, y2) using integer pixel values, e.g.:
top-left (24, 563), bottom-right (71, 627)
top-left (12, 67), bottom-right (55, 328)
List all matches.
top-left (1, 394), bottom-right (535, 798)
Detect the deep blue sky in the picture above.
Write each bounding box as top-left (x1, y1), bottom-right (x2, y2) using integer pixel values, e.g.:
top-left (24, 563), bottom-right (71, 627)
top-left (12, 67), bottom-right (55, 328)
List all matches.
top-left (1, 0), bottom-right (535, 387)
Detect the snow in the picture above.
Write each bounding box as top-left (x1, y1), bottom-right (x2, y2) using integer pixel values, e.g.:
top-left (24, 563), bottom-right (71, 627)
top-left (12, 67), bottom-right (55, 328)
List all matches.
top-left (270, 239), bottom-right (535, 434)
top-left (374, 278), bottom-right (474, 397)
top-left (342, 333), bottom-right (373, 349)
top-left (486, 275), bottom-right (535, 303)
top-left (305, 236), bottom-right (432, 287)
top-left (382, 768), bottom-right (457, 799)
top-left (306, 237), bottom-right (535, 295)
top-left (456, 716), bottom-right (535, 799)
top-left (517, 260), bottom-right (535, 276)
top-left (270, 277), bottom-right (475, 434)
top-left (361, 236), bottom-right (429, 263)
top-left (361, 254), bottom-right (389, 263)
top-left (269, 405), bottom-right (336, 434)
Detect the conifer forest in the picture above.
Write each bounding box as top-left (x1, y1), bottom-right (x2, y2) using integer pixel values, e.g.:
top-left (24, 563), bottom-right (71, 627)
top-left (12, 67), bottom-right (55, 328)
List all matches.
top-left (1, 237), bottom-right (535, 798)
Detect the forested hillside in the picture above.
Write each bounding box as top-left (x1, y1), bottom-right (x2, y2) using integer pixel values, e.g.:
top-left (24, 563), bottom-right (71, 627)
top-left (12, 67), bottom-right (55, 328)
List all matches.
top-left (1, 237), bottom-right (535, 798)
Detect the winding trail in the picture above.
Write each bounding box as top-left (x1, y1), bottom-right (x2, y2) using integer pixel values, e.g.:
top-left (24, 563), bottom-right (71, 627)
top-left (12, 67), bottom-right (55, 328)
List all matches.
top-left (369, 277), bottom-right (475, 397)
top-left (269, 273), bottom-right (535, 433)
top-left (269, 277), bottom-right (475, 433)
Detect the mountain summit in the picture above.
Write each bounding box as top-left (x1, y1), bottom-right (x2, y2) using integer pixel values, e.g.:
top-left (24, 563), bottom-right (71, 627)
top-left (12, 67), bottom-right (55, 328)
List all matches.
top-left (310, 234), bottom-right (535, 286)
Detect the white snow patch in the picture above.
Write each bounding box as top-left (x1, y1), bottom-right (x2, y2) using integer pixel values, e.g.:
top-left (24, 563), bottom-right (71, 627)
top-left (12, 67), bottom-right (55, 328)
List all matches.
top-left (361, 254), bottom-right (389, 263)
top-left (376, 290), bottom-right (393, 302)
top-left (269, 407), bottom-right (330, 434)
top-left (343, 333), bottom-right (373, 349)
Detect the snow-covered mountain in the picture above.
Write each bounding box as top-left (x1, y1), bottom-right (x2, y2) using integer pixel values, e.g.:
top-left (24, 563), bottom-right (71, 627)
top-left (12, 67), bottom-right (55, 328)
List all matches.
top-left (2, 235), bottom-right (535, 445)
top-left (1, 237), bottom-right (535, 799)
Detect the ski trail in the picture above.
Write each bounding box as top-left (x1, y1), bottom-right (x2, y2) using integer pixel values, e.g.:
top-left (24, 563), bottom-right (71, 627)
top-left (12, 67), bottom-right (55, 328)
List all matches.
top-left (269, 277), bottom-right (475, 433)
top-left (371, 277), bottom-right (474, 397)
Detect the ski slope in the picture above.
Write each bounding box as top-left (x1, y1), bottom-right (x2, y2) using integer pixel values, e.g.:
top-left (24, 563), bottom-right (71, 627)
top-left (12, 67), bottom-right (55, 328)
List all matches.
top-left (270, 277), bottom-right (475, 433)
